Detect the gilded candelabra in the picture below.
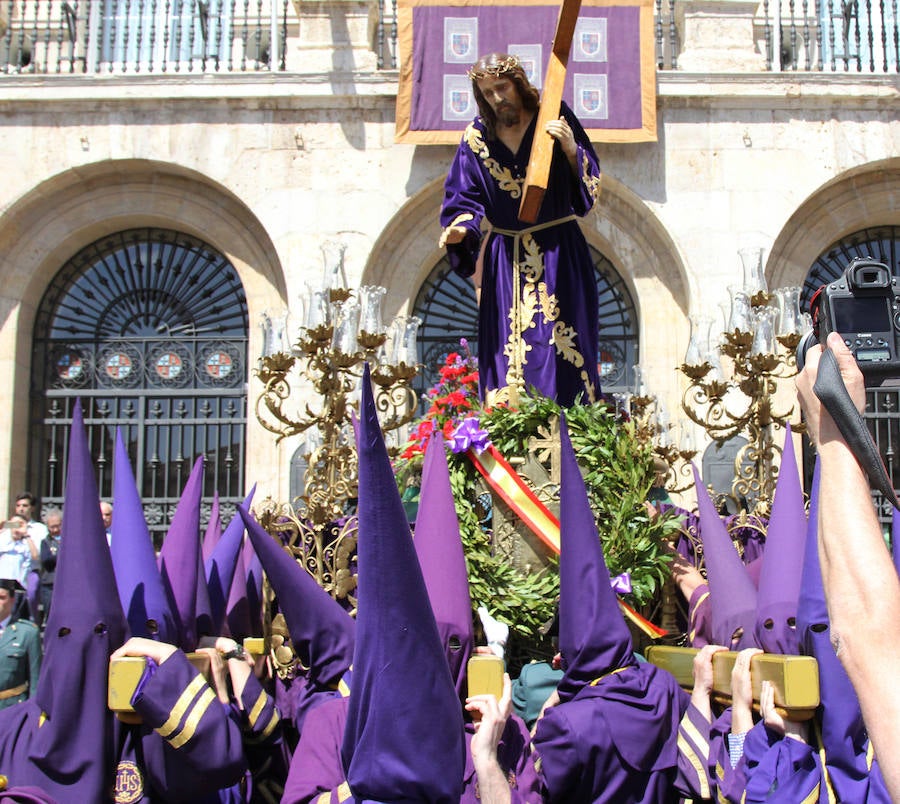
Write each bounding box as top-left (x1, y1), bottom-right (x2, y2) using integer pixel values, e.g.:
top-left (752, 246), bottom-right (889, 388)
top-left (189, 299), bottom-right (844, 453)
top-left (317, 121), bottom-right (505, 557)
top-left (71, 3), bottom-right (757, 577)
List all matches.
top-left (253, 244), bottom-right (421, 678)
top-left (625, 377), bottom-right (698, 495)
top-left (679, 248), bottom-right (807, 515)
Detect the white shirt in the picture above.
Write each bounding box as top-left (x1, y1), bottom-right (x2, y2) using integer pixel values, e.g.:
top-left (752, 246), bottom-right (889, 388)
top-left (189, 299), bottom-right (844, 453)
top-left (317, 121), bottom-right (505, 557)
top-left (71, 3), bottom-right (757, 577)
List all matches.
top-left (0, 531), bottom-right (32, 586)
top-left (27, 520), bottom-right (49, 550)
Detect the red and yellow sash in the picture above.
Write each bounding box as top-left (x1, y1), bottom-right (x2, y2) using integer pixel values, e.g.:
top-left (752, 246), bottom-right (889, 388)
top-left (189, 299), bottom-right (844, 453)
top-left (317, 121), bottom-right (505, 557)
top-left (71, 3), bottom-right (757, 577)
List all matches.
top-left (468, 445), bottom-right (667, 640)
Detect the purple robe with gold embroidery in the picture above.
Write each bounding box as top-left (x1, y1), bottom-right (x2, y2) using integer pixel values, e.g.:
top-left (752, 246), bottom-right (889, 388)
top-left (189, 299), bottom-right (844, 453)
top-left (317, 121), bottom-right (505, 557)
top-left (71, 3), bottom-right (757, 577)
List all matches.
top-left (440, 102), bottom-right (602, 407)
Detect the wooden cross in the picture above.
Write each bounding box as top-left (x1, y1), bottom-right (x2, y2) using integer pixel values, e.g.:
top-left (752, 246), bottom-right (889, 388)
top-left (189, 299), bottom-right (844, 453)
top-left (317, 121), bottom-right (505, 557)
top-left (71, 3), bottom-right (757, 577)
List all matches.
top-left (518, 0), bottom-right (584, 224)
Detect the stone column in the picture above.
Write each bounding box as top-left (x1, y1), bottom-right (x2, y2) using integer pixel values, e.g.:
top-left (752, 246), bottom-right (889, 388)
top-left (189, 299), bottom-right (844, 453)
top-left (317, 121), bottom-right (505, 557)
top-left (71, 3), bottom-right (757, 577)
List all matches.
top-left (289, 0), bottom-right (378, 72)
top-left (676, 0), bottom-right (767, 71)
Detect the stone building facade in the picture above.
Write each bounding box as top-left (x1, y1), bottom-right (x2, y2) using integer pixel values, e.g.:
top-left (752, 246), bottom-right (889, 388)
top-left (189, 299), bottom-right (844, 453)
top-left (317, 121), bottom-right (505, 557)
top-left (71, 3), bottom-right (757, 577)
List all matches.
top-left (0, 0), bottom-right (897, 517)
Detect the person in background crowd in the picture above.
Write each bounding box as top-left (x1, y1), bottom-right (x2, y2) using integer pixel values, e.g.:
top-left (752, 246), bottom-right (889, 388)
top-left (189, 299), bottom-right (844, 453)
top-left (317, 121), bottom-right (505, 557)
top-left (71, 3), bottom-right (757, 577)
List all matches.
top-left (37, 510), bottom-right (62, 627)
top-left (100, 500), bottom-right (113, 546)
top-left (15, 493), bottom-right (48, 621)
top-left (0, 517), bottom-right (38, 597)
top-left (0, 577), bottom-right (41, 710)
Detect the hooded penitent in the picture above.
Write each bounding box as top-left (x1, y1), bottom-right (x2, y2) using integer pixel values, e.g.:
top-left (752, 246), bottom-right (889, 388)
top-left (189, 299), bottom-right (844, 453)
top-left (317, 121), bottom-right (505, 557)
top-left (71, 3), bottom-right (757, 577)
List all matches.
top-left (532, 415), bottom-right (687, 802)
top-left (157, 456), bottom-right (205, 652)
top-left (239, 505), bottom-right (355, 697)
top-left (224, 539), bottom-right (250, 640)
top-left (413, 431), bottom-right (474, 700)
top-left (3, 400), bottom-right (130, 799)
top-left (206, 486), bottom-right (256, 635)
top-left (692, 464), bottom-right (759, 649)
top-left (202, 491), bottom-right (222, 563)
top-left (243, 536), bottom-right (264, 639)
top-left (340, 364), bottom-right (465, 803)
top-left (111, 427), bottom-right (178, 643)
top-left (556, 416), bottom-right (634, 702)
top-left (754, 424), bottom-right (806, 654)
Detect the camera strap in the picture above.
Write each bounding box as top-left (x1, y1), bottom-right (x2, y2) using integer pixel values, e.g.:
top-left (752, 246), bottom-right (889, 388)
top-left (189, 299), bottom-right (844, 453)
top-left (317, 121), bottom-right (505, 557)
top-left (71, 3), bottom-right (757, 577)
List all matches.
top-left (813, 347), bottom-right (900, 510)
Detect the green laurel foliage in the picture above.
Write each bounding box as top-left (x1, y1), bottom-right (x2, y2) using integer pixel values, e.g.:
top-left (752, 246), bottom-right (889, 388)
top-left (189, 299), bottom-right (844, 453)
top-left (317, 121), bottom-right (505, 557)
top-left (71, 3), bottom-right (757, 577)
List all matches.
top-left (396, 394), bottom-right (679, 642)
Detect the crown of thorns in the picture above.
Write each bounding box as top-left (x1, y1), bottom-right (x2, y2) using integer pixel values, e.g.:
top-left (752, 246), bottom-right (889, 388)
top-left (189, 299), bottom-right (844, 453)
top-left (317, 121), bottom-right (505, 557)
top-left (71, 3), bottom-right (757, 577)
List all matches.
top-left (467, 55), bottom-right (522, 80)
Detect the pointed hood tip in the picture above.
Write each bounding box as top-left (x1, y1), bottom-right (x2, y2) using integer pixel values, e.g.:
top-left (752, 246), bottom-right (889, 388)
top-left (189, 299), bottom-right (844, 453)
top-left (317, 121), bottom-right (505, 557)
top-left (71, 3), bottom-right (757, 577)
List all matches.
top-left (343, 370), bottom-right (465, 801)
top-left (692, 463), bottom-right (759, 649)
top-left (755, 425), bottom-right (805, 654)
top-left (414, 431), bottom-right (474, 698)
top-left (557, 414), bottom-right (634, 701)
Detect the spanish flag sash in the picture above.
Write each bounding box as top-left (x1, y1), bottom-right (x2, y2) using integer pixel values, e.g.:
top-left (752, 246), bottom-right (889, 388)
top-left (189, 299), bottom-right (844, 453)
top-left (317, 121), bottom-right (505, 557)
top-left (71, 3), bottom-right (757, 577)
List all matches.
top-left (467, 445), bottom-right (667, 640)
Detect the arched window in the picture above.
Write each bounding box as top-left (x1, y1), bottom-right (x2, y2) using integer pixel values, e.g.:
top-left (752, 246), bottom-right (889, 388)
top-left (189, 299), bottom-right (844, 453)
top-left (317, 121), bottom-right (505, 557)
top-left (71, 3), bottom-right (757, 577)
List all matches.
top-left (411, 244), bottom-right (639, 403)
top-left (29, 228), bottom-right (249, 543)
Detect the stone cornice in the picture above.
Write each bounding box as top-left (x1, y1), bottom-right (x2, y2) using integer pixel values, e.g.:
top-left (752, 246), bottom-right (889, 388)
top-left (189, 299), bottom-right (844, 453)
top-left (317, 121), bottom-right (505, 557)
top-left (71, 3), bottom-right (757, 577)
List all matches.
top-left (0, 69), bottom-right (896, 111)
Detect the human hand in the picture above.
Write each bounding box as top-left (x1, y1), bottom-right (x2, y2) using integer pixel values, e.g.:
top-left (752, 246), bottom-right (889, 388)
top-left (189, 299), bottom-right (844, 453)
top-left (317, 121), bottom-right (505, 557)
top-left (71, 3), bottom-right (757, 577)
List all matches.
top-left (731, 648), bottom-right (762, 733)
top-left (111, 636), bottom-right (178, 665)
top-left (198, 636), bottom-right (255, 667)
top-left (439, 226), bottom-right (468, 248)
top-left (667, 546), bottom-right (706, 600)
top-left (760, 680), bottom-right (808, 742)
top-left (196, 647), bottom-right (230, 704)
top-left (466, 673), bottom-right (512, 764)
top-left (545, 117), bottom-right (577, 160)
top-left (796, 331), bottom-right (865, 448)
top-left (692, 644), bottom-right (727, 698)
top-left (759, 680), bottom-right (785, 735)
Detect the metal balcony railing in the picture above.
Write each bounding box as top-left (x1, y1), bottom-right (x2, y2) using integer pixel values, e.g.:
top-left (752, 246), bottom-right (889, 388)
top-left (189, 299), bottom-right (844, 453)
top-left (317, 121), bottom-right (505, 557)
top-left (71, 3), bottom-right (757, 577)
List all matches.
top-left (1, 0), bottom-right (292, 73)
top-left (1, 0), bottom-right (897, 75)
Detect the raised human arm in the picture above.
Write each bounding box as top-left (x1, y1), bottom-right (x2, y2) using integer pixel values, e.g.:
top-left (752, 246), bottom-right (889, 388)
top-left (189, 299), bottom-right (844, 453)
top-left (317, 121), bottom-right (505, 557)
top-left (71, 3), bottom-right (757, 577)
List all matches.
top-left (796, 331), bottom-right (900, 800)
top-left (466, 673), bottom-right (514, 804)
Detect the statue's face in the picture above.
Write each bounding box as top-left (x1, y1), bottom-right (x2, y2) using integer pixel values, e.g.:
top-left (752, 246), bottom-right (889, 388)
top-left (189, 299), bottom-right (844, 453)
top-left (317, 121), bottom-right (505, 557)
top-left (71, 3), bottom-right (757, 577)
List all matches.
top-left (475, 75), bottom-right (523, 126)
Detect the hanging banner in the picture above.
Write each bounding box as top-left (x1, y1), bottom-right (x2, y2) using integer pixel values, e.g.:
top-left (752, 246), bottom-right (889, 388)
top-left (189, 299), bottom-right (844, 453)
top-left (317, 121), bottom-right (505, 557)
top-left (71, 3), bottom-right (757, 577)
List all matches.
top-left (395, 0), bottom-right (657, 144)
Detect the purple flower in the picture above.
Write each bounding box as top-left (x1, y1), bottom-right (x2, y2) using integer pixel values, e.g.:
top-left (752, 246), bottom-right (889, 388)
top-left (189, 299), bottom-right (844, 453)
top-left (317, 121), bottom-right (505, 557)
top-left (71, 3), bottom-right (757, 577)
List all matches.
top-left (449, 416), bottom-right (491, 454)
top-left (609, 572), bottom-right (632, 595)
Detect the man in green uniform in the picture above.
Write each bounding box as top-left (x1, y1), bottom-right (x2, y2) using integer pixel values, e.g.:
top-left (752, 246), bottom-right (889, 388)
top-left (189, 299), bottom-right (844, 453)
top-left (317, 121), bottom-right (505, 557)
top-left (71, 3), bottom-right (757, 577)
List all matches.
top-left (0, 578), bottom-right (41, 710)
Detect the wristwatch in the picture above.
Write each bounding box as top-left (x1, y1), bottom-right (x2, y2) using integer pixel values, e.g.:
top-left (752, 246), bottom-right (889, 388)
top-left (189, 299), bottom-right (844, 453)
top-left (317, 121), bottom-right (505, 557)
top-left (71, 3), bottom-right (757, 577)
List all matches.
top-left (221, 645), bottom-right (246, 661)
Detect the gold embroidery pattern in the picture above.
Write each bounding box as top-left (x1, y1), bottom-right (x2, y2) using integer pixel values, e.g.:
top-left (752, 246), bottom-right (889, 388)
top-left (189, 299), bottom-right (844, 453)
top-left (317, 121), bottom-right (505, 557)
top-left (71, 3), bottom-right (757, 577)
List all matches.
top-left (464, 123), bottom-right (488, 158)
top-left (552, 322), bottom-right (585, 368)
top-left (114, 760), bottom-right (144, 804)
top-left (449, 213), bottom-right (474, 228)
top-left (582, 153), bottom-right (602, 204)
top-left (463, 124), bottom-right (523, 199)
top-left (520, 234), bottom-right (544, 283)
top-left (539, 282), bottom-right (559, 321)
top-left (581, 369), bottom-right (597, 402)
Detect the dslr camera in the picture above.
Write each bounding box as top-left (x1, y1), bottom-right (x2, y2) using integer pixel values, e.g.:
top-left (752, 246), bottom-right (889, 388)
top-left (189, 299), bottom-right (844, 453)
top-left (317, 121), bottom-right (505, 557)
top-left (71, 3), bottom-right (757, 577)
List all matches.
top-left (798, 258), bottom-right (900, 385)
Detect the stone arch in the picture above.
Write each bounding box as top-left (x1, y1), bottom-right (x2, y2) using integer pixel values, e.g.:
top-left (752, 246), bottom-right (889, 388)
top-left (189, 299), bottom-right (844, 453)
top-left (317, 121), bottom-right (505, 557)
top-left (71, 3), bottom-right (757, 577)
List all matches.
top-left (768, 158), bottom-right (900, 289)
top-left (0, 159), bottom-right (288, 505)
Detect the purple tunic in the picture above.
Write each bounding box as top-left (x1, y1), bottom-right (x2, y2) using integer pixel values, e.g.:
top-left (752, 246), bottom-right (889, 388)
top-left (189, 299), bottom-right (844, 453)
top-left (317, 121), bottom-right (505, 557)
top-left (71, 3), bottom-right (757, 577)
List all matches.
top-left (115, 649), bottom-right (248, 802)
top-left (0, 650), bottom-right (246, 803)
top-left (282, 696), bottom-right (541, 804)
top-left (737, 723), bottom-right (823, 803)
top-left (533, 663), bottom-right (689, 803)
top-left (441, 102), bottom-right (602, 407)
